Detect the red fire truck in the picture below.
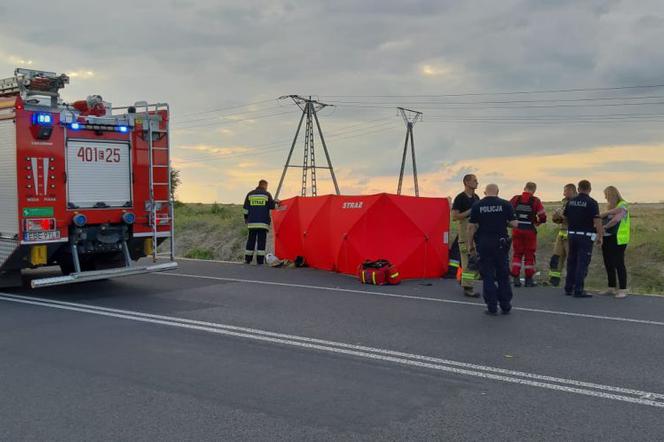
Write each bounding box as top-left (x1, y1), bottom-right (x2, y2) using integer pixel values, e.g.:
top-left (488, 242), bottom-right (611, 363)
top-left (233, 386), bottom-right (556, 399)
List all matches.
top-left (0, 68), bottom-right (177, 288)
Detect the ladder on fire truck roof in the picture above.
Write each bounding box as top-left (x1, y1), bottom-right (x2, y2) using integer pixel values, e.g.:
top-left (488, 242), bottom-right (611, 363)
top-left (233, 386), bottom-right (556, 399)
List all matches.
top-left (135, 102), bottom-right (175, 262)
top-left (0, 68), bottom-right (69, 105)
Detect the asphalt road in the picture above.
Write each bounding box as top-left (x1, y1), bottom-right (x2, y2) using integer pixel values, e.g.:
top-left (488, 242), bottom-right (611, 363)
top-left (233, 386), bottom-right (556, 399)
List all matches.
top-left (1, 259), bottom-right (663, 441)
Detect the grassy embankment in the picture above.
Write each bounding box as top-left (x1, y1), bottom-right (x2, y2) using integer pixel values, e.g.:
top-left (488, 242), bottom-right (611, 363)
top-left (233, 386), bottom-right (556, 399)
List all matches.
top-left (173, 202), bottom-right (664, 294)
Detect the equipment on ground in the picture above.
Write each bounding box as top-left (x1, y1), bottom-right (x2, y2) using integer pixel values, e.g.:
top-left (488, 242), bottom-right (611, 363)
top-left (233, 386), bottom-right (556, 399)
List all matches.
top-left (357, 259), bottom-right (401, 285)
top-left (0, 68), bottom-right (177, 288)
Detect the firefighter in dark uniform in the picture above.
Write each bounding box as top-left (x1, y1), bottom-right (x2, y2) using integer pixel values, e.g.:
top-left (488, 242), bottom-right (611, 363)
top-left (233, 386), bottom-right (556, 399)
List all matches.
top-left (563, 179), bottom-right (604, 298)
top-left (468, 184), bottom-right (518, 315)
top-left (243, 179), bottom-right (277, 265)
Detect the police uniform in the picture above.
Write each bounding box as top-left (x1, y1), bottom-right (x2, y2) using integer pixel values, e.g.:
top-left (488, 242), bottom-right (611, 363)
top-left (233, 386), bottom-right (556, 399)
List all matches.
top-left (243, 187), bottom-right (276, 264)
top-left (452, 191), bottom-right (480, 294)
top-left (563, 193), bottom-right (600, 297)
top-left (469, 196), bottom-right (516, 314)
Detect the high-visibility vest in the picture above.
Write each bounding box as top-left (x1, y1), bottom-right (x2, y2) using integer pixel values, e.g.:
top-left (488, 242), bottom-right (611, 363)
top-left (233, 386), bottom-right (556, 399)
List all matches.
top-left (616, 200), bottom-right (630, 245)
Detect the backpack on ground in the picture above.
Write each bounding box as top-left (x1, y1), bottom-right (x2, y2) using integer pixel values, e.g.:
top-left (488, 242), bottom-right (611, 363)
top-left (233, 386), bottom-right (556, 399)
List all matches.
top-left (357, 259), bottom-right (401, 285)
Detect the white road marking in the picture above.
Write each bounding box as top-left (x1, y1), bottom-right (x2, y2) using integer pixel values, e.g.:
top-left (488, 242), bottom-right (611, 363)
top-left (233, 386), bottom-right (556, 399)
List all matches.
top-left (161, 272), bottom-right (664, 327)
top-left (176, 257), bottom-right (242, 265)
top-left (1, 292), bottom-right (663, 408)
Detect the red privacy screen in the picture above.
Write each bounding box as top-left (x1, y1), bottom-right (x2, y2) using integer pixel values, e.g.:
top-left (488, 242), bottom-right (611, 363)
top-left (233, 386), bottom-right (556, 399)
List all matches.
top-left (272, 193), bottom-right (450, 279)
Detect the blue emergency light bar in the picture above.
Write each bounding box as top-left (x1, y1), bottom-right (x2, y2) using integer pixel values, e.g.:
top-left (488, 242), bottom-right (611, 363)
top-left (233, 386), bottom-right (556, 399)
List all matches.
top-left (65, 122), bottom-right (132, 133)
top-left (32, 113), bottom-right (53, 126)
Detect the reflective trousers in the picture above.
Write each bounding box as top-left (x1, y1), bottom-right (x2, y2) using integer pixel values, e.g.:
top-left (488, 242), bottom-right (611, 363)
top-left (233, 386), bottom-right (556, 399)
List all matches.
top-left (457, 219), bottom-right (477, 289)
top-left (511, 229), bottom-right (537, 278)
top-left (548, 232), bottom-right (569, 281)
top-left (245, 228), bottom-right (268, 264)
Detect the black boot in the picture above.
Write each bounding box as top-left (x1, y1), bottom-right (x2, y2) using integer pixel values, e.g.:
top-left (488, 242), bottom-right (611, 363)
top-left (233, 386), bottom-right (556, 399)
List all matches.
top-left (525, 278), bottom-right (537, 287)
top-left (550, 276), bottom-right (560, 287)
top-left (513, 276), bottom-right (522, 287)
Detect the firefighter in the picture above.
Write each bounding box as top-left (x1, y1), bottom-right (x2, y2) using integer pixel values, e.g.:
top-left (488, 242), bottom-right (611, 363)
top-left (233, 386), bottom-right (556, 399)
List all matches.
top-left (451, 174), bottom-right (480, 297)
top-left (548, 183), bottom-right (577, 286)
top-left (468, 184), bottom-right (518, 315)
top-left (509, 182), bottom-right (547, 287)
top-left (564, 179), bottom-right (604, 298)
top-left (243, 179), bottom-right (277, 265)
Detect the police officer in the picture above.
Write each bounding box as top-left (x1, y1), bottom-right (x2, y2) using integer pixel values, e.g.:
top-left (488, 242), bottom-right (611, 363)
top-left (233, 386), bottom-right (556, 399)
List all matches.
top-left (243, 179), bottom-right (277, 265)
top-left (468, 184), bottom-right (518, 315)
top-left (563, 179), bottom-right (604, 298)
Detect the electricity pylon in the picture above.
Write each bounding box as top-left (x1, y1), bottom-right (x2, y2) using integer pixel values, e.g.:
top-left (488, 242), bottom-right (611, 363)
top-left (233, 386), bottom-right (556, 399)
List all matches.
top-left (396, 107), bottom-right (423, 197)
top-left (275, 95), bottom-right (340, 199)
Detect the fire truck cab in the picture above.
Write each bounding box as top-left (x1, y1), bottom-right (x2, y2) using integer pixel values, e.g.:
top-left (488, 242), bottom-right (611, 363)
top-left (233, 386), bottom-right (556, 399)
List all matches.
top-left (0, 68), bottom-right (177, 288)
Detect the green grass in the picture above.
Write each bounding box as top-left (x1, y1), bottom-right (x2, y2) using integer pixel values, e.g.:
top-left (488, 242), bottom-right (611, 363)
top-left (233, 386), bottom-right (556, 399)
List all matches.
top-left (450, 202), bottom-right (664, 294)
top-left (171, 202), bottom-right (250, 262)
top-left (538, 202), bottom-right (664, 294)
top-left (173, 202), bottom-right (664, 294)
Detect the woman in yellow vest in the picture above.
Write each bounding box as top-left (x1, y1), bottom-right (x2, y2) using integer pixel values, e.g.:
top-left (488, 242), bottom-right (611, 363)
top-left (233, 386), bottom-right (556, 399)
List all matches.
top-left (600, 186), bottom-right (630, 298)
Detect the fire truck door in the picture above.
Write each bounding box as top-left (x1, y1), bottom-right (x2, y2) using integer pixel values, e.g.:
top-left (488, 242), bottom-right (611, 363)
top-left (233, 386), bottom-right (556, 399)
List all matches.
top-left (66, 140), bottom-right (131, 208)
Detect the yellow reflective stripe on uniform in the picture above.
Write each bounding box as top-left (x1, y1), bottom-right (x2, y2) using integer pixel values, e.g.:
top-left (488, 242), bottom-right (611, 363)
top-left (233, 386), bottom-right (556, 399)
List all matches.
top-left (361, 272), bottom-right (366, 283)
top-left (247, 223), bottom-right (270, 229)
top-left (256, 250), bottom-right (266, 256)
top-left (372, 272), bottom-right (377, 284)
top-left (616, 200), bottom-right (631, 245)
top-left (448, 259), bottom-right (460, 268)
top-left (244, 250), bottom-right (254, 255)
top-left (461, 272), bottom-right (476, 280)
top-left (548, 270), bottom-right (561, 278)
top-left (248, 195), bottom-right (269, 206)
top-left (558, 230), bottom-right (568, 239)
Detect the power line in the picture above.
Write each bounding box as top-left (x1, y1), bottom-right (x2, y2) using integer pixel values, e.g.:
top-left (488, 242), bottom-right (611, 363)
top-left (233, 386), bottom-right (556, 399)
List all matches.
top-left (172, 98), bottom-right (278, 119)
top-left (172, 118), bottom-right (396, 165)
top-left (324, 100), bottom-right (664, 111)
top-left (324, 94), bottom-right (664, 106)
top-left (319, 83), bottom-right (664, 98)
top-left (172, 110), bottom-right (300, 130)
top-left (173, 121), bottom-right (399, 167)
top-left (172, 104), bottom-right (286, 125)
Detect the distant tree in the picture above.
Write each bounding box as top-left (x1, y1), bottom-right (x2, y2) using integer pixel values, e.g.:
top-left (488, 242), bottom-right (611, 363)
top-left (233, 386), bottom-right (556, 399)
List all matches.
top-left (170, 168), bottom-right (182, 202)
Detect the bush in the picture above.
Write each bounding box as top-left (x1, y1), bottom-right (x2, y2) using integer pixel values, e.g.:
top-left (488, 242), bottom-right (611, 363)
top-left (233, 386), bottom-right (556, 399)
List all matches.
top-left (184, 247), bottom-right (215, 260)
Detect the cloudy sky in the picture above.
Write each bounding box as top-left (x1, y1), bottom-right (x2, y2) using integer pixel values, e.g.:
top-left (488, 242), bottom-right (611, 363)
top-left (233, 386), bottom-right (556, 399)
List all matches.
top-left (2, 0), bottom-right (664, 203)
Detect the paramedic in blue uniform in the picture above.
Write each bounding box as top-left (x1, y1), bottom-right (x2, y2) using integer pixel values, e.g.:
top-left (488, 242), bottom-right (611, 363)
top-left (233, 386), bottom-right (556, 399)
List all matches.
top-left (468, 184), bottom-right (518, 315)
top-left (563, 179), bottom-right (604, 298)
top-left (243, 179), bottom-right (277, 265)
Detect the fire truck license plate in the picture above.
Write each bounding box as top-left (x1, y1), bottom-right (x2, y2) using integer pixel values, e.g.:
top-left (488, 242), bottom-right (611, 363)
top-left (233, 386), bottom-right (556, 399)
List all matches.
top-left (24, 231), bottom-right (61, 242)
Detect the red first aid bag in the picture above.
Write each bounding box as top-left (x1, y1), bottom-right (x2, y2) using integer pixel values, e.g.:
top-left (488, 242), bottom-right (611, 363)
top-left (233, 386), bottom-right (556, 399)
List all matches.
top-left (359, 268), bottom-right (387, 285)
top-left (385, 265), bottom-right (402, 285)
top-left (357, 260), bottom-right (401, 285)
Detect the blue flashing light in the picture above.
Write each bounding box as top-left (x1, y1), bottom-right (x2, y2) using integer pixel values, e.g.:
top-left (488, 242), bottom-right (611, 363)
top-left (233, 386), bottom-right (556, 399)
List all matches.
top-left (72, 213), bottom-right (87, 227)
top-left (117, 125), bottom-right (128, 133)
top-left (70, 122), bottom-right (81, 130)
top-left (122, 212), bottom-right (136, 225)
top-left (32, 112), bottom-right (53, 126)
